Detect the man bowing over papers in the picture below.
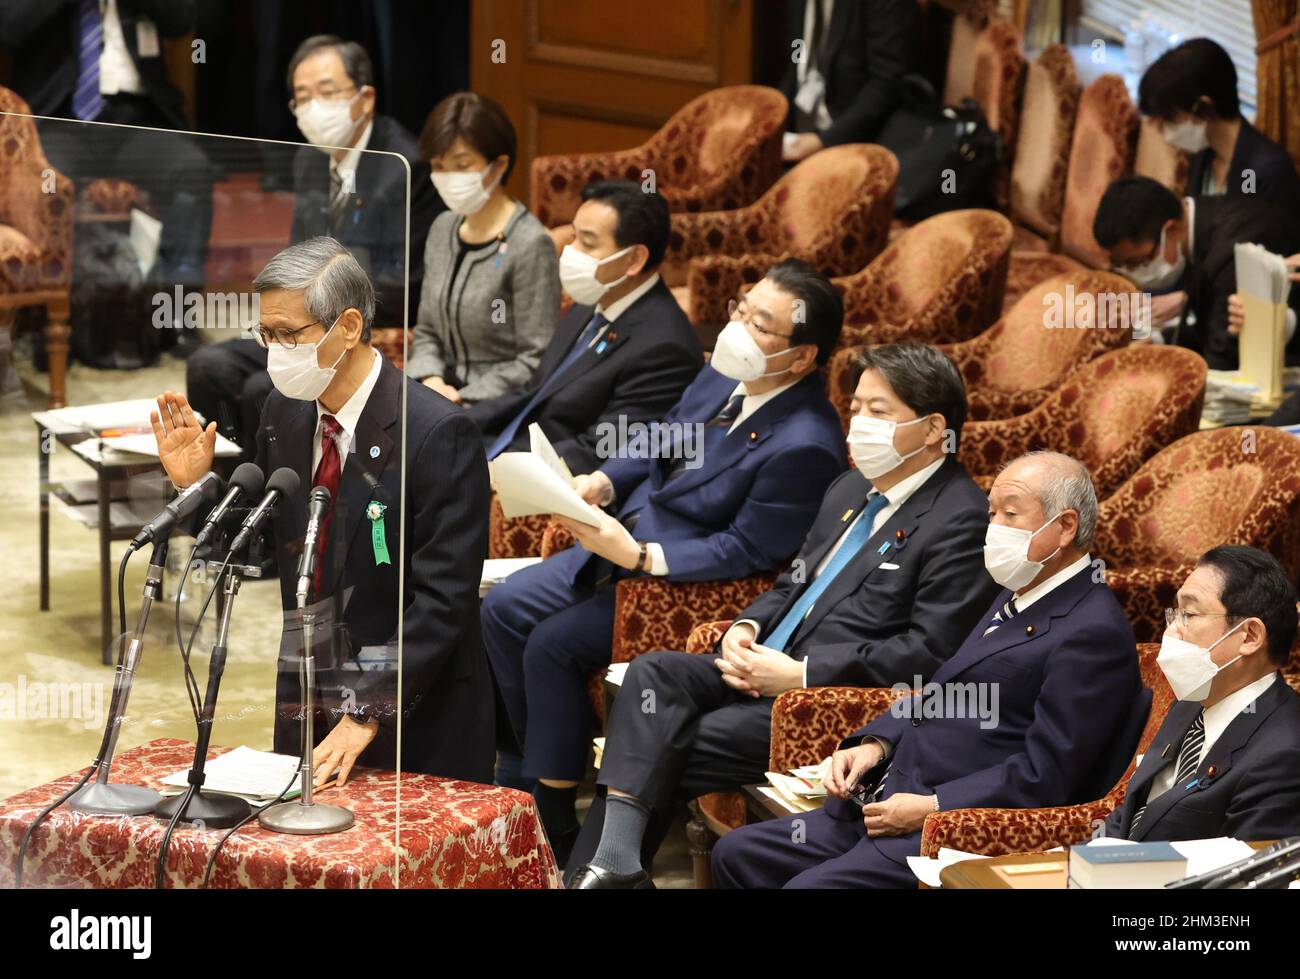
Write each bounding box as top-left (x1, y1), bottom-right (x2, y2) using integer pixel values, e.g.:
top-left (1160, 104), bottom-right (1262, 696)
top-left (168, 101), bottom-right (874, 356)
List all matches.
top-left (151, 237), bottom-right (494, 785)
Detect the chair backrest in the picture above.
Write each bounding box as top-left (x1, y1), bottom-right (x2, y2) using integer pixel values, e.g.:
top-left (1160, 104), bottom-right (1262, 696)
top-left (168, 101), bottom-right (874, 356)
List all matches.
top-left (1095, 426), bottom-right (1300, 574)
top-left (683, 85), bottom-right (788, 187)
top-left (943, 0), bottom-right (998, 105)
top-left (971, 20), bottom-right (1026, 205)
top-left (836, 208), bottom-right (1012, 346)
top-left (0, 86), bottom-right (74, 260)
top-left (1010, 44), bottom-right (1080, 241)
top-left (1134, 116), bottom-right (1190, 195)
top-left (1058, 75), bottom-right (1139, 268)
top-left (772, 143), bottom-right (898, 265)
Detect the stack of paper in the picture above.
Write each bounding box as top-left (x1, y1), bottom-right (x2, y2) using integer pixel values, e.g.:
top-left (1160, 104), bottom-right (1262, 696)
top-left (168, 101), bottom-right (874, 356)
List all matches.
top-left (159, 745), bottom-right (301, 805)
top-left (1234, 242), bottom-right (1290, 403)
top-left (758, 757), bottom-right (832, 813)
top-left (489, 423), bottom-right (600, 527)
top-left (1201, 370), bottom-right (1261, 425)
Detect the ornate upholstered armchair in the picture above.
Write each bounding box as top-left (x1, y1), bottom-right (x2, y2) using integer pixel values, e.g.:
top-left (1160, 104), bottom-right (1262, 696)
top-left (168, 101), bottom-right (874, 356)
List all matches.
top-left (943, 0), bottom-right (998, 105)
top-left (957, 345), bottom-right (1208, 499)
top-left (0, 88), bottom-right (75, 407)
top-left (1095, 427), bottom-right (1300, 642)
top-left (971, 20), bottom-right (1026, 209)
top-left (529, 86), bottom-right (787, 229)
top-left (919, 643), bottom-right (1170, 857)
top-left (663, 144), bottom-right (899, 325)
top-left (1134, 116), bottom-right (1190, 194)
top-left (488, 495), bottom-right (551, 559)
top-left (1008, 44), bottom-right (1080, 254)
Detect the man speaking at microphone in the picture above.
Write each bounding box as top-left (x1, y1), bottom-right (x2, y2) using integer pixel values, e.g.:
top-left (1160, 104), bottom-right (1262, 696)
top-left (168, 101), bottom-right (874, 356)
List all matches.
top-left (150, 236), bottom-right (494, 785)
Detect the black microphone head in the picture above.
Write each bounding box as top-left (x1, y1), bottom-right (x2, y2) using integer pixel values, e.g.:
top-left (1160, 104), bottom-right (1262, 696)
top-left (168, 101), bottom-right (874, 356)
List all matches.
top-left (310, 484), bottom-right (332, 506)
top-left (230, 462), bottom-right (265, 497)
top-left (266, 466), bottom-right (301, 498)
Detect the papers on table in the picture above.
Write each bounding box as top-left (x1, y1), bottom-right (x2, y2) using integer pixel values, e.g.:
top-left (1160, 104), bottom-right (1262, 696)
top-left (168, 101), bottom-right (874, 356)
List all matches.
top-left (1199, 369), bottom-right (1300, 427)
top-left (159, 745), bottom-right (300, 805)
top-left (479, 556), bottom-right (543, 598)
top-left (761, 757), bottom-right (832, 812)
top-left (907, 846), bottom-right (1066, 887)
top-left (1234, 242), bottom-right (1290, 403)
top-left (1082, 835), bottom-right (1254, 878)
top-left (605, 662), bottom-right (629, 687)
top-left (489, 423), bottom-right (600, 527)
top-left (72, 431), bottom-right (241, 466)
top-left (33, 398), bottom-right (240, 461)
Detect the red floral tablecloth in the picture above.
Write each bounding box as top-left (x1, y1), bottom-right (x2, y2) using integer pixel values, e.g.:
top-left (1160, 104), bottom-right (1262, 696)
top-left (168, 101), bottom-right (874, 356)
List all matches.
top-left (0, 739), bottom-right (560, 889)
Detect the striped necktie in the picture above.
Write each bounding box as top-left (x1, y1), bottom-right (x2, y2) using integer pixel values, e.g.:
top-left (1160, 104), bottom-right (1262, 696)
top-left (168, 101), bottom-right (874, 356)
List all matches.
top-left (1129, 710), bottom-right (1205, 836)
top-left (662, 393), bottom-right (745, 482)
top-left (982, 597), bottom-right (1019, 637)
top-left (72, 0), bottom-right (105, 121)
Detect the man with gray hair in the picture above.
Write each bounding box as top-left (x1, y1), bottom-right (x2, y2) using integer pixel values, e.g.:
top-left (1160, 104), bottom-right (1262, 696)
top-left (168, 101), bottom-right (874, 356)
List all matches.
top-left (151, 236), bottom-right (494, 784)
top-left (714, 450), bottom-right (1148, 888)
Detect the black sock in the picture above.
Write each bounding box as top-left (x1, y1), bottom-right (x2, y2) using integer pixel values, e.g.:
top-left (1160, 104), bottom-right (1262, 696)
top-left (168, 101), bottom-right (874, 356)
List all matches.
top-left (533, 783), bottom-right (579, 855)
top-left (590, 794), bottom-right (651, 875)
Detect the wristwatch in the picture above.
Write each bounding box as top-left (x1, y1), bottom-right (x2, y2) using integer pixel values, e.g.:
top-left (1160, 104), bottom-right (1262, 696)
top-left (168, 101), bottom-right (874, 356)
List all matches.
top-left (633, 541), bottom-right (649, 573)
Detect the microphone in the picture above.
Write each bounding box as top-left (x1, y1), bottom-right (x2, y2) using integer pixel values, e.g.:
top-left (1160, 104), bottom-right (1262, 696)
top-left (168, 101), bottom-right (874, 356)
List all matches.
top-left (132, 472), bottom-right (220, 550)
top-left (1165, 836), bottom-right (1300, 889)
top-left (193, 463), bottom-right (265, 550)
top-left (296, 485), bottom-right (334, 607)
top-left (227, 467), bottom-right (300, 557)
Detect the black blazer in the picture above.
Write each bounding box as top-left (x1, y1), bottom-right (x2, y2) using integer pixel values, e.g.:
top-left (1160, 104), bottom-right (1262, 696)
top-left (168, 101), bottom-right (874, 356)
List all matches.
top-left (1104, 676), bottom-right (1300, 843)
top-left (1176, 195), bottom-right (1300, 370)
top-left (1187, 119), bottom-right (1300, 214)
top-left (0, 0), bottom-right (195, 128)
top-left (733, 457), bottom-right (1000, 686)
top-left (465, 278), bottom-right (704, 473)
top-left (778, 0), bottom-right (915, 145)
top-left (253, 355), bottom-right (494, 783)
top-left (290, 115), bottom-right (443, 329)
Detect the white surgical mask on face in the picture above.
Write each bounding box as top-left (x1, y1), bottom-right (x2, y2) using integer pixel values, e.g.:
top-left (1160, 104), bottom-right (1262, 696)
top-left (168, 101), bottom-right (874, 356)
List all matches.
top-left (431, 165), bottom-right (499, 215)
top-left (559, 244), bottom-right (633, 305)
top-left (1127, 226), bottom-right (1187, 292)
top-left (983, 513), bottom-right (1063, 591)
top-left (845, 415), bottom-right (928, 479)
top-left (1163, 118), bottom-right (1210, 154)
top-left (709, 319), bottom-right (796, 382)
top-left (266, 316), bottom-right (347, 401)
top-left (294, 93), bottom-right (363, 150)
top-left (1158, 619), bottom-right (1247, 702)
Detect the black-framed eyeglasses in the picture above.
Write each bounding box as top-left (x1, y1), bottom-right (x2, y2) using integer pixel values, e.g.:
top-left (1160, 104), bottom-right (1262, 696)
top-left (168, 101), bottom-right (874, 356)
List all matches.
top-left (727, 298), bottom-right (795, 341)
top-left (287, 87), bottom-right (359, 113)
top-left (251, 320), bottom-right (322, 350)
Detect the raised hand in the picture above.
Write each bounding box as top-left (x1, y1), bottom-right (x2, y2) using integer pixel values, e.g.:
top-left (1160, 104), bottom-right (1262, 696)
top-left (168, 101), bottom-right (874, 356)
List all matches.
top-left (150, 390), bottom-right (216, 488)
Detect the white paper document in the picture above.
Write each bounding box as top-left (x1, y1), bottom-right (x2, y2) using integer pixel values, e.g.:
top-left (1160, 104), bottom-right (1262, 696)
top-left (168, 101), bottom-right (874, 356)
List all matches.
top-left (160, 745), bottom-right (300, 804)
top-left (489, 424), bottom-right (600, 527)
top-left (479, 556), bottom-right (544, 597)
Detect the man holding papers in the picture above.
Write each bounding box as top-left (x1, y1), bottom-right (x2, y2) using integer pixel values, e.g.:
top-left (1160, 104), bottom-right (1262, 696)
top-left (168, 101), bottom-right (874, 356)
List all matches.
top-left (567, 344), bottom-right (999, 888)
top-left (1102, 547), bottom-right (1300, 844)
top-left (481, 260), bottom-right (847, 862)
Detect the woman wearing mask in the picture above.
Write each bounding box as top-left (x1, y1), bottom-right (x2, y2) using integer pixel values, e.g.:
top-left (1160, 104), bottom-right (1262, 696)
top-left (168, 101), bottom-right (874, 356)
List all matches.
top-left (408, 93), bottom-right (560, 405)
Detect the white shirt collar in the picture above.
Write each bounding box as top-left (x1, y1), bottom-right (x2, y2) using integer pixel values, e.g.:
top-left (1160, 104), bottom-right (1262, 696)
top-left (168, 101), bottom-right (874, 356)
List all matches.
top-left (725, 374), bottom-right (805, 430)
top-left (1202, 671), bottom-right (1277, 751)
top-left (315, 346), bottom-right (381, 450)
top-left (596, 272), bottom-right (660, 322)
top-left (871, 455), bottom-right (945, 509)
top-left (332, 118), bottom-right (375, 185)
top-left (1014, 553), bottom-right (1091, 611)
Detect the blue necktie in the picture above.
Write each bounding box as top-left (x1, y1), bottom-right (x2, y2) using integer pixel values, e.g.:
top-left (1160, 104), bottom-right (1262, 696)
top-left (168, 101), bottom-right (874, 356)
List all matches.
top-left (764, 492), bottom-right (889, 653)
top-left (487, 312), bottom-right (607, 459)
top-left (72, 0), bottom-right (104, 121)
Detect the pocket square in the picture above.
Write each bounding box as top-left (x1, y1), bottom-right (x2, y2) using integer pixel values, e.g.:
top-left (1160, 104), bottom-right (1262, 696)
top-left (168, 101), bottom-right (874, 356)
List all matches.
top-left (880, 562), bottom-right (901, 570)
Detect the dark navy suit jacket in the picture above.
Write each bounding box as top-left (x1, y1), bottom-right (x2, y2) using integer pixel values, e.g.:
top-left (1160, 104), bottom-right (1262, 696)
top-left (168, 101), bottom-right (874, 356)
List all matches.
top-left (1104, 675), bottom-right (1300, 843)
top-left (563, 365), bottom-right (846, 585)
top-left (835, 565), bottom-right (1148, 866)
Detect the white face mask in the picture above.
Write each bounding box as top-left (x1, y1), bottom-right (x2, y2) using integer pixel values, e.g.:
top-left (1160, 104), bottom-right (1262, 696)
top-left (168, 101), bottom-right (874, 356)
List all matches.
top-left (983, 513), bottom-right (1063, 592)
top-left (845, 415), bottom-right (928, 479)
top-left (431, 165), bottom-right (499, 216)
top-left (266, 316), bottom-right (347, 402)
top-left (1158, 619), bottom-right (1247, 702)
top-left (1127, 227), bottom-right (1187, 292)
top-left (1163, 118), bottom-right (1210, 154)
top-left (294, 93), bottom-right (363, 150)
top-left (710, 319), bottom-right (798, 383)
top-left (559, 244), bottom-right (633, 305)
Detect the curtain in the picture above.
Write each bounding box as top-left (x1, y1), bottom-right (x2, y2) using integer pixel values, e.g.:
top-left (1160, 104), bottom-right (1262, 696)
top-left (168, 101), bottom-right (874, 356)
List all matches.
top-left (1253, 0), bottom-right (1300, 168)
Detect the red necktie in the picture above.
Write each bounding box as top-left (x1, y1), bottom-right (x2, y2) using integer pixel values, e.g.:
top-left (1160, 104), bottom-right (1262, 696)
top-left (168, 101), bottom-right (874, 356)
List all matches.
top-left (312, 414), bottom-right (343, 597)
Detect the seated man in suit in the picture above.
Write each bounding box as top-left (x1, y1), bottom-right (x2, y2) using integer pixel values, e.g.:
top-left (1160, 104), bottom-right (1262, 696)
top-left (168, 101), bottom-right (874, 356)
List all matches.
top-left (1093, 175), bottom-right (1300, 371)
top-left (465, 180), bottom-right (703, 473)
top-left (482, 260), bottom-right (848, 859)
top-left (712, 451), bottom-right (1148, 889)
top-left (186, 34), bottom-right (442, 459)
top-left (152, 236), bottom-right (493, 784)
top-left (1101, 546), bottom-right (1300, 844)
top-left (567, 342), bottom-right (1000, 888)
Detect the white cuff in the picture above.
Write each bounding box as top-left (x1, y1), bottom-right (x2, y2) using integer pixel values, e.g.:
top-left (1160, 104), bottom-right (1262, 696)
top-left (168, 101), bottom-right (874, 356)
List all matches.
top-left (733, 618), bottom-right (761, 641)
top-left (801, 657), bottom-right (809, 688)
top-left (647, 542), bottom-right (668, 576)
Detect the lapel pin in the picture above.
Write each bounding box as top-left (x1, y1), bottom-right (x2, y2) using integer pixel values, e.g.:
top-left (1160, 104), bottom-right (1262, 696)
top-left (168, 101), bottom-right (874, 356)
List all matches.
top-left (841, 509), bottom-right (854, 522)
top-left (1024, 624), bottom-right (1035, 636)
top-left (748, 431), bottom-right (758, 442)
top-left (1205, 764), bottom-right (1217, 778)
top-left (877, 541), bottom-right (891, 555)
top-left (1161, 742), bottom-right (1172, 759)
top-left (894, 528), bottom-right (909, 550)
top-left (369, 445), bottom-right (380, 459)
top-left (595, 341), bottom-right (607, 354)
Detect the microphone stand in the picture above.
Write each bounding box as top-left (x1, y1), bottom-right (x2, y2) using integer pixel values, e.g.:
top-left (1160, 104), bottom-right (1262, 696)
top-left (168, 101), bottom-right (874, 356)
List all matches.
top-left (259, 586), bottom-right (354, 835)
top-left (68, 539), bottom-right (168, 815)
top-left (152, 557), bottom-right (256, 828)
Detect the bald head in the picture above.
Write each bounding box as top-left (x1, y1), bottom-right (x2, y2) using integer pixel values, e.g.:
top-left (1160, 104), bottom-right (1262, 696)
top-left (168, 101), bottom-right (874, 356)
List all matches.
top-left (989, 451), bottom-right (1097, 557)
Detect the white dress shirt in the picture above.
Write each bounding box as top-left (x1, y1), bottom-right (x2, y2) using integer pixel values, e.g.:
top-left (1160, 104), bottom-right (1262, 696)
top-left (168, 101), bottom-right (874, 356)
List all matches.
top-left (794, 0), bottom-right (834, 131)
top-left (1143, 671), bottom-right (1278, 808)
top-left (99, 0), bottom-right (145, 95)
top-left (596, 272), bottom-right (660, 323)
top-left (331, 118), bottom-right (374, 193)
top-left (1012, 552), bottom-right (1092, 611)
top-left (311, 346), bottom-right (382, 477)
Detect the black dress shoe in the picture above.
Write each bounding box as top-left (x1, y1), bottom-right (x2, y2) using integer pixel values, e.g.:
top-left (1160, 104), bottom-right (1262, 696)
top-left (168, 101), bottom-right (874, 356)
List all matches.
top-left (566, 863), bottom-right (654, 889)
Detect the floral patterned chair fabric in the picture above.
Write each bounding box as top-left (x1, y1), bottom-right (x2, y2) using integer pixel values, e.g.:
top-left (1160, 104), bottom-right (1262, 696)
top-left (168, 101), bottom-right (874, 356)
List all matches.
top-left (664, 144), bottom-right (899, 324)
top-left (943, 0), bottom-right (998, 105)
top-left (488, 494), bottom-right (550, 559)
top-left (938, 270), bottom-right (1136, 420)
top-left (1134, 116), bottom-right (1190, 195)
top-left (1094, 426), bottom-right (1300, 642)
top-left (0, 88), bottom-right (74, 292)
top-left (958, 345), bottom-right (1208, 499)
top-left (971, 20), bottom-right (1026, 209)
top-left (919, 643), bottom-right (1171, 857)
top-left (1001, 251), bottom-right (1084, 312)
top-left (1009, 44), bottom-right (1081, 249)
top-left (529, 86), bottom-right (788, 229)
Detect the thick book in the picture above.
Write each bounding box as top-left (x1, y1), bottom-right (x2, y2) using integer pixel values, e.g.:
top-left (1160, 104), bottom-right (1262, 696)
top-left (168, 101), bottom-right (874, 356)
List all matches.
top-left (1068, 841), bottom-right (1188, 889)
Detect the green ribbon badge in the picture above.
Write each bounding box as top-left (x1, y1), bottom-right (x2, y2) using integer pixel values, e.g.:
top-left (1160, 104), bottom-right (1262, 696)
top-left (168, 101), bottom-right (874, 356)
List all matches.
top-left (366, 501), bottom-right (391, 565)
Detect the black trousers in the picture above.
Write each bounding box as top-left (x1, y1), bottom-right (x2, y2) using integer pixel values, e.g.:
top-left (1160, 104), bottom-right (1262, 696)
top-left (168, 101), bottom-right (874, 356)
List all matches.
top-left (186, 338), bottom-right (270, 461)
top-left (566, 650), bottom-right (774, 874)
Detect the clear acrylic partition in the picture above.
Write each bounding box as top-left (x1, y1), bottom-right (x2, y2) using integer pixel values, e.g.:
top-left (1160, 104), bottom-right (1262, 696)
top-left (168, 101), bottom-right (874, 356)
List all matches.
top-left (0, 113), bottom-right (412, 888)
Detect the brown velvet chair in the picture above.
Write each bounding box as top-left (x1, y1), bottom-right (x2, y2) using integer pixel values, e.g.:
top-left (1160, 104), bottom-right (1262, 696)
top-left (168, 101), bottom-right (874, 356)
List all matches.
top-left (1134, 116), bottom-right (1190, 195)
top-left (943, 0), bottom-right (999, 106)
top-left (971, 20), bottom-right (1026, 210)
top-left (529, 85), bottom-right (788, 229)
top-left (958, 345), bottom-right (1208, 499)
top-left (663, 144), bottom-right (899, 325)
top-left (1008, 44), bottom-right (1081, 254)
top-left (0, 87), bottom-right (75, 408)
top-left (488, 494), bottom-right (551, 559)
top-left (1096, 426), bottom-right (1300, 642)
